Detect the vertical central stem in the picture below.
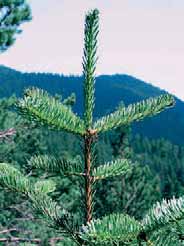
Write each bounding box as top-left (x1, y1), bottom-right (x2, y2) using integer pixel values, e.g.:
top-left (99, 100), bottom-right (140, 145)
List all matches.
top-left (84, 134), bottom-right (93, 223)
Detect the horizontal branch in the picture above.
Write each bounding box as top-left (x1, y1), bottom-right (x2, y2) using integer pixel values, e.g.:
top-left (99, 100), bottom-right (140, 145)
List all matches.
top-left (17, 88), bottom-right (85, 135)
top-left (0, 228), bottom-right (17, 234)
top-left (29, 154), bottom-right (83, 177)
top-left (0, 237), bottom-right (41, 243)
top-left (0, 128), bottom-right (16, 140)
top-left (0, 236), bottom-right (64, 245)
top-left (94, 94), bottom-right (174, 133)
top-left (92, 158), bottom-right (132, 181)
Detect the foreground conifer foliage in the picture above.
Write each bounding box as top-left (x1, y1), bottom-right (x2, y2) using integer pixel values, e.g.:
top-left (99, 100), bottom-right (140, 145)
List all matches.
top-left (0, 8), bottom-right (182, 246)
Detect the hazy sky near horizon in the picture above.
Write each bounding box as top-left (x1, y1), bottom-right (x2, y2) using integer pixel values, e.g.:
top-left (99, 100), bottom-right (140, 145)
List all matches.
top-left (1, 0), bottom-right (184, 99)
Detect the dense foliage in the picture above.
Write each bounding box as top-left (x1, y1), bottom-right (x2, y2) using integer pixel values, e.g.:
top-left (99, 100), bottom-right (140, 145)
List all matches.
top-left (0, 96), bottom-right (184, 245)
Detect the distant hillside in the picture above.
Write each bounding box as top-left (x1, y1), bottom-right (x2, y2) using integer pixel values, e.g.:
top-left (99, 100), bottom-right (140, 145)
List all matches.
top-left (0, 65), bottom-right (184, 144)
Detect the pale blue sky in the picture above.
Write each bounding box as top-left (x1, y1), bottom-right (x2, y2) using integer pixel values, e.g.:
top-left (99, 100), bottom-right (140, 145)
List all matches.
top-left (1, 0), bottom-right (184, 99)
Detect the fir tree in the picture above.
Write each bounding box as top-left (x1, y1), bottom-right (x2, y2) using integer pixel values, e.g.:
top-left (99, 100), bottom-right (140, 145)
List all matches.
top-left (1, 8), bottom-right (183, 246)
top-left (0, 0), bottom-right (31, 52)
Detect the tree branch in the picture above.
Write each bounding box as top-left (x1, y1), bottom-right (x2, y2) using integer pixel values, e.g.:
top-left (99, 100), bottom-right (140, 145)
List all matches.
top-left (0, 128), bottom-right (16, 140)
top-left (0, 228), bottom-right (64, 245)
top-left (0, 228), bottom-right (17, 234)
top-left (0, 6), bottom-right (12, 27)
top-left (0, 237), bottom-right (41, 243)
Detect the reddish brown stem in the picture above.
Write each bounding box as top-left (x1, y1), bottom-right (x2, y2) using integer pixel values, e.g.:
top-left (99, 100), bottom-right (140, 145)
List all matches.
top-left (84, 134), bottom-right (93, 223)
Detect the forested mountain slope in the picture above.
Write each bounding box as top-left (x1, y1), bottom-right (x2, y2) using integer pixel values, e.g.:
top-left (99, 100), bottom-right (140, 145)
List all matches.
top-left (0, 65), bottom-right (183, 144)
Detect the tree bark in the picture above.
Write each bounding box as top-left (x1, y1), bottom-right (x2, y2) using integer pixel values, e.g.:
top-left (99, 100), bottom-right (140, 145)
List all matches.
top-left (84, 134), bottom-right (93, 223)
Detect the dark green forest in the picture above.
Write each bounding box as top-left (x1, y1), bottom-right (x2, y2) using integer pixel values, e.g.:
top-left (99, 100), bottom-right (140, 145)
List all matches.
top-left (1, 65), bottom-right (184, 144)
top-left (1, 66), bottom-right (184, 244)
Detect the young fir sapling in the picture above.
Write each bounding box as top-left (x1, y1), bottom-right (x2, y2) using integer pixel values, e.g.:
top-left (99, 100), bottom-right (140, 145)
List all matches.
top-left (1, 8), bottom-right (184, 246)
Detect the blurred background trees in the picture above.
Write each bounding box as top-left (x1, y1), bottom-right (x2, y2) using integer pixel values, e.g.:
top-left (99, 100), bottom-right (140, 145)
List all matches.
top-left (0, 0), bottom-right (31, 52)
